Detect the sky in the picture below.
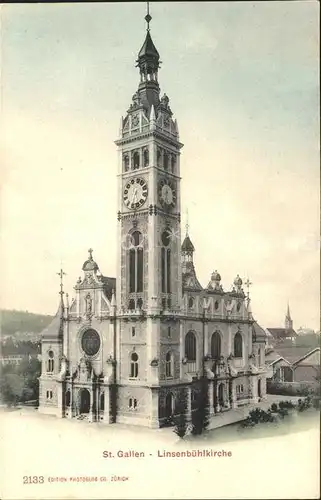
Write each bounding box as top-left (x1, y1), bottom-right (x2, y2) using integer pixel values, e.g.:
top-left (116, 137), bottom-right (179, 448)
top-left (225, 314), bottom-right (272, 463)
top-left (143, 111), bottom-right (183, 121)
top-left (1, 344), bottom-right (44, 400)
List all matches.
top-left (0, 1), bottom-right (319, 330)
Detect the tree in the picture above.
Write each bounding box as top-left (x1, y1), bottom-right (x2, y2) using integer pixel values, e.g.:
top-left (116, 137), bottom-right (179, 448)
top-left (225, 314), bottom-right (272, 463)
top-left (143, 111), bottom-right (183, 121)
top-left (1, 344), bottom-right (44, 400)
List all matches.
top-left (0, 373), bottom-right (24, 406)
top-left (173, 389), bottom-right (188, 439)
top-left (191, 377), bottom-right (210, 435)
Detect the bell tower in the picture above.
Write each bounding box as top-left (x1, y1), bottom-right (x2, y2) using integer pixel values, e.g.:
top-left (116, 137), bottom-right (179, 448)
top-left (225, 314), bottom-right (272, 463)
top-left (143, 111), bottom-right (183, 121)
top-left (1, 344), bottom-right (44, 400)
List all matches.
top-left (115, 7), bottom-right (183, 316)
top-left (114, 5), bottom-right (184, 426)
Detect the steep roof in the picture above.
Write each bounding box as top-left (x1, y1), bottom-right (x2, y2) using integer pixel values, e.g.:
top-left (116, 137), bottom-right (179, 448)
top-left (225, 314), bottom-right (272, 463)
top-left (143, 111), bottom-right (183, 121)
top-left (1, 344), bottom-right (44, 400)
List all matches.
top-left (181, 234), bottom-right (195, 253)
top-left (41, 298), bottom-right (64, 341)
top-left (138, 31), bottom-right (160, 60)
top-left (269, 345), bottom-right (317, 364)
top-left (252, 322), bottom-right (266, 342)
top-left (266, 328), bottom-right (298, 339)
top-left (101, 277), bottom-right (116, 302)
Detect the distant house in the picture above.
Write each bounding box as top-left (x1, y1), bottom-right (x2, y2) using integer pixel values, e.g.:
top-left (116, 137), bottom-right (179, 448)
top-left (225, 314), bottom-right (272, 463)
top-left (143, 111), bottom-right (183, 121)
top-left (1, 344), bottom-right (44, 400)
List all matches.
top-left (266, 346), bottom-right (320, 384)
top-left (292, 347), bottom-right (320, 383)
top-left (0, 339), bottom-right (40, 366)
top-left (266, 303), bottom-right (298, 344)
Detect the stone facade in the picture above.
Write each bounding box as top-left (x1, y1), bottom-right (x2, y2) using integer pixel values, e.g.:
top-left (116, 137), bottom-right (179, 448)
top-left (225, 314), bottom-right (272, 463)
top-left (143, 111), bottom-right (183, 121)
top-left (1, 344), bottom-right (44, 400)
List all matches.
top-left (38, 17), bottom-right (267, 428)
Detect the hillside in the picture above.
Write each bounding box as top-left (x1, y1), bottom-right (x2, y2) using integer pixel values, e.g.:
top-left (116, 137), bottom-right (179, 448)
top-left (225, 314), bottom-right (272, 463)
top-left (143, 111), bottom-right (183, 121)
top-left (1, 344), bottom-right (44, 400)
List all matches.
top-left (0, 309), bottom-right (54, 339)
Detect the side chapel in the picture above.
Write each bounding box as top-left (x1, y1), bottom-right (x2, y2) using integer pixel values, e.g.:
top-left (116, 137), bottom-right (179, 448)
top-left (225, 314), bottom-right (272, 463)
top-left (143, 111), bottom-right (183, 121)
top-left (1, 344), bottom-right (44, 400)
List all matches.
top-left (39, 8), bottom-right (267, 427)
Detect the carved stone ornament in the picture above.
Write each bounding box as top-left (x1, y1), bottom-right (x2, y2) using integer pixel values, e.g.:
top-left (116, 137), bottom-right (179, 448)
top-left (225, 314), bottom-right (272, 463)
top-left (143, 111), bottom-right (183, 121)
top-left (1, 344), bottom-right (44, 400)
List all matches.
top-left (106, 355), bottom-right (115, 365)
top-left (182, 357), bottom-right (188, 365)
top-left (150, 358), bottom-right (159, 367)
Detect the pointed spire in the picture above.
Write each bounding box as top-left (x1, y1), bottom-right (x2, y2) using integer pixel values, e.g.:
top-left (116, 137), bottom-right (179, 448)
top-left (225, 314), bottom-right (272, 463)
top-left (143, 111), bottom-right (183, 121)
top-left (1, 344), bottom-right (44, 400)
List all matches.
top-left (185, 208), bottom-right (189, 236)
top-left (111, 289), bottom-right (116, 307)
top-left (150, 104), bottom-right (156, 130)
top-left (145, 1), bottom-right (152, 32)
top-left (247, 299), bottom-right (253, 320)
top-left (286, 302), bottom-right (291, 320)
top-left (136, 3), bottom-right (160, 79)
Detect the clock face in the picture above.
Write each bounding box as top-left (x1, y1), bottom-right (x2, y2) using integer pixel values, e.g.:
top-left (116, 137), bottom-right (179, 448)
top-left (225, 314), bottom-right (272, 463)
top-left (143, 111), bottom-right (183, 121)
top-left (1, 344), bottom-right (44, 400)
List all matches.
top-left (123, 177), bottom-right (148, 210)
top-left (158, 179), bottom-right (176, 209)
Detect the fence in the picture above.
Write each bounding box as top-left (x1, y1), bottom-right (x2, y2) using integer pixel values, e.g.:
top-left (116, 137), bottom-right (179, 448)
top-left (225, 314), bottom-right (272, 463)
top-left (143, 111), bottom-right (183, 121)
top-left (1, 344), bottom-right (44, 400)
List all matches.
top-left (267, 380), bottom-right (318, 396)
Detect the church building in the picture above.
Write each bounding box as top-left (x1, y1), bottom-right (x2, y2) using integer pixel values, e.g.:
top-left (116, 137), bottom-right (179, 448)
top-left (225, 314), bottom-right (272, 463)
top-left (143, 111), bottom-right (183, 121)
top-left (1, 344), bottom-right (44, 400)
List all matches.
top-left (39, 9), bottom-right (267, 428)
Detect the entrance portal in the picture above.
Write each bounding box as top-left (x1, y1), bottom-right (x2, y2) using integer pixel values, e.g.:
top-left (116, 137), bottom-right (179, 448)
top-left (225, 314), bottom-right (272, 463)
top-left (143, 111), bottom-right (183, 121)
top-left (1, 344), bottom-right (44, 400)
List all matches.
top-left (79, 389), bottom-right (90, 414)
top-left (165, 393), bottom-right (173, 418)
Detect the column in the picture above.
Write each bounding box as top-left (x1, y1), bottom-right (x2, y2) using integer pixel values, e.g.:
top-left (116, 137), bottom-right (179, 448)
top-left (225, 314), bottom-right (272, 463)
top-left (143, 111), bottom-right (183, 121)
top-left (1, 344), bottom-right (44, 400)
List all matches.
top-left (69, 384), bottom-right (74, 418)
top-left (224, 383), bottom-right (230, 409)
top-left (186, 386), bottom-right (192, 423)
top-left (150, 389), bottom-right (159, 429)
top-left (179, 321), bottom-right (184, 379)
top-left (103, 387), bottom-right (112, 424)
top-left (204, 321), bottom-right (209, 357)
top-left (89, 388), bottom-right (93, 423)
top-left (214, 382), bottom-right (220, 413)
top-left (208, 380), bottom-right (214, 416)
top-left (231, 380), bottom-right (237, 409)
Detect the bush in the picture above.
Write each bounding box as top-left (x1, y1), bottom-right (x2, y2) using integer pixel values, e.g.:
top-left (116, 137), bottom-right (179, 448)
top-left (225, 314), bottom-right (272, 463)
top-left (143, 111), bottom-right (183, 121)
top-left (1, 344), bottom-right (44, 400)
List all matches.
top-left (267, 380), bottom-right (316, 397)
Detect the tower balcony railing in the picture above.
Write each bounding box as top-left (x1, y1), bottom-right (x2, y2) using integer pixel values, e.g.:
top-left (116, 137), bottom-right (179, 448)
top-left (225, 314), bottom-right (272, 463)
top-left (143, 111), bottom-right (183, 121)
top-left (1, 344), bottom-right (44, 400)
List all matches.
top-left (186, 361), bottom-right (197, 373)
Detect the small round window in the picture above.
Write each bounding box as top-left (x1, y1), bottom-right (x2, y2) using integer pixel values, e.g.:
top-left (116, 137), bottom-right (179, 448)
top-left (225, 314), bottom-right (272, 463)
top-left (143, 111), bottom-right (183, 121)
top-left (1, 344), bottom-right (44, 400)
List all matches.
top-left (81, 329), bottom-right (101, 356)
top-left (48, 350), bottom-right (54, 359)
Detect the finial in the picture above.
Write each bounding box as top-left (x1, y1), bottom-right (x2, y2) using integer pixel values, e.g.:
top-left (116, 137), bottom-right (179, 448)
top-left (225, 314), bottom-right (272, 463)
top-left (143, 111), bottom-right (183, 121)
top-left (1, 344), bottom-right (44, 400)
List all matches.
top-left (145, 2), bottom-right (152, 31)
top-left (57, 268), bottom-right (66, 296)
top-left (88, 248), bottom-right (93, 260)
top-left (185, 208), bottom-right (189, 236)
top-left (244, 277), bottom-right (252, 303)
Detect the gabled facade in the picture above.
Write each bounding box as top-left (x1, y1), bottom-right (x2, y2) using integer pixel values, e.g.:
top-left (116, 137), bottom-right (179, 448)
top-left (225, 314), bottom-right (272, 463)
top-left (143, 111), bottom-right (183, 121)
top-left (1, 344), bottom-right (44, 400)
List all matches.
top-left (39, 9), bottom-right (267, 427)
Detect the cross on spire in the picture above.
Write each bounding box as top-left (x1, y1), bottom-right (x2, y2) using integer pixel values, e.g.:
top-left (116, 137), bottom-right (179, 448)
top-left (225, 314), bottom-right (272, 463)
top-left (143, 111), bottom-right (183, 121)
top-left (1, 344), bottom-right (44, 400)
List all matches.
top-left (88, 248), bottom-right (93, 260)
top-left (244, 278), bottom-right (253, 302)
top-left (57, 268), bottom-right (66, 296)
top-left (145, 2), bottom-right (152, 31)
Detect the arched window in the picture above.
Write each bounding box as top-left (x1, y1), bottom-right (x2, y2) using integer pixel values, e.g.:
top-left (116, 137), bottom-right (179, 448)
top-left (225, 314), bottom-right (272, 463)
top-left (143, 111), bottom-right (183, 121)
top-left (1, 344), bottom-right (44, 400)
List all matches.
top-left (234, 332), bottom-right (243, 358)
top-left (161, 231), bottom-right (171, 293)
top-left (100, 392), bottom-right (105, 411)
top-left (130, 352), bottom-right (139, 378)
top-left (129, 231), bottom-right (143, 293)
top-left (188, 297), bottom-right (195, 309)
top-left (65, 390), bottom-right (71, 407)
top-left (236, 301), bottom-right (241, 312)
top-left (171, 155), bottom-right (176, 173)
top-left (137, 297), bottom-right (143, 309)
top-left (129, 299), bottom-right (135, 310)
top-left (185, 331), bottom-right (196, 361)
top-left (211, 331), bottom-right (221, 359)
top-left (164, 152), bottom-right (169, 170)
top-left (123, 154), bottom-right (129, 172)
top-left (157, 147), bottom-right (162, 167)
top-left (214, 300), bottom-right (219, 310)
top-left (47, 350), bottom-right (54, 373)
top-left (257, 348), bottom-right (261, 366)
top-left (165, 351), bottom-right (173, 378)
top-left (133, 151), bottom-right (140, 169)
top-left (143, 149), bottom-right (149, 167)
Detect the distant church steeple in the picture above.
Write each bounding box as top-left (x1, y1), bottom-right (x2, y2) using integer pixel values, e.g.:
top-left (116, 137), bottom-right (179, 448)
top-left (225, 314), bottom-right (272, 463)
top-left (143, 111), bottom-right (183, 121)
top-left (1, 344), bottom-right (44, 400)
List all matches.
top-left (285, 302), bottom-right (293, 331)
